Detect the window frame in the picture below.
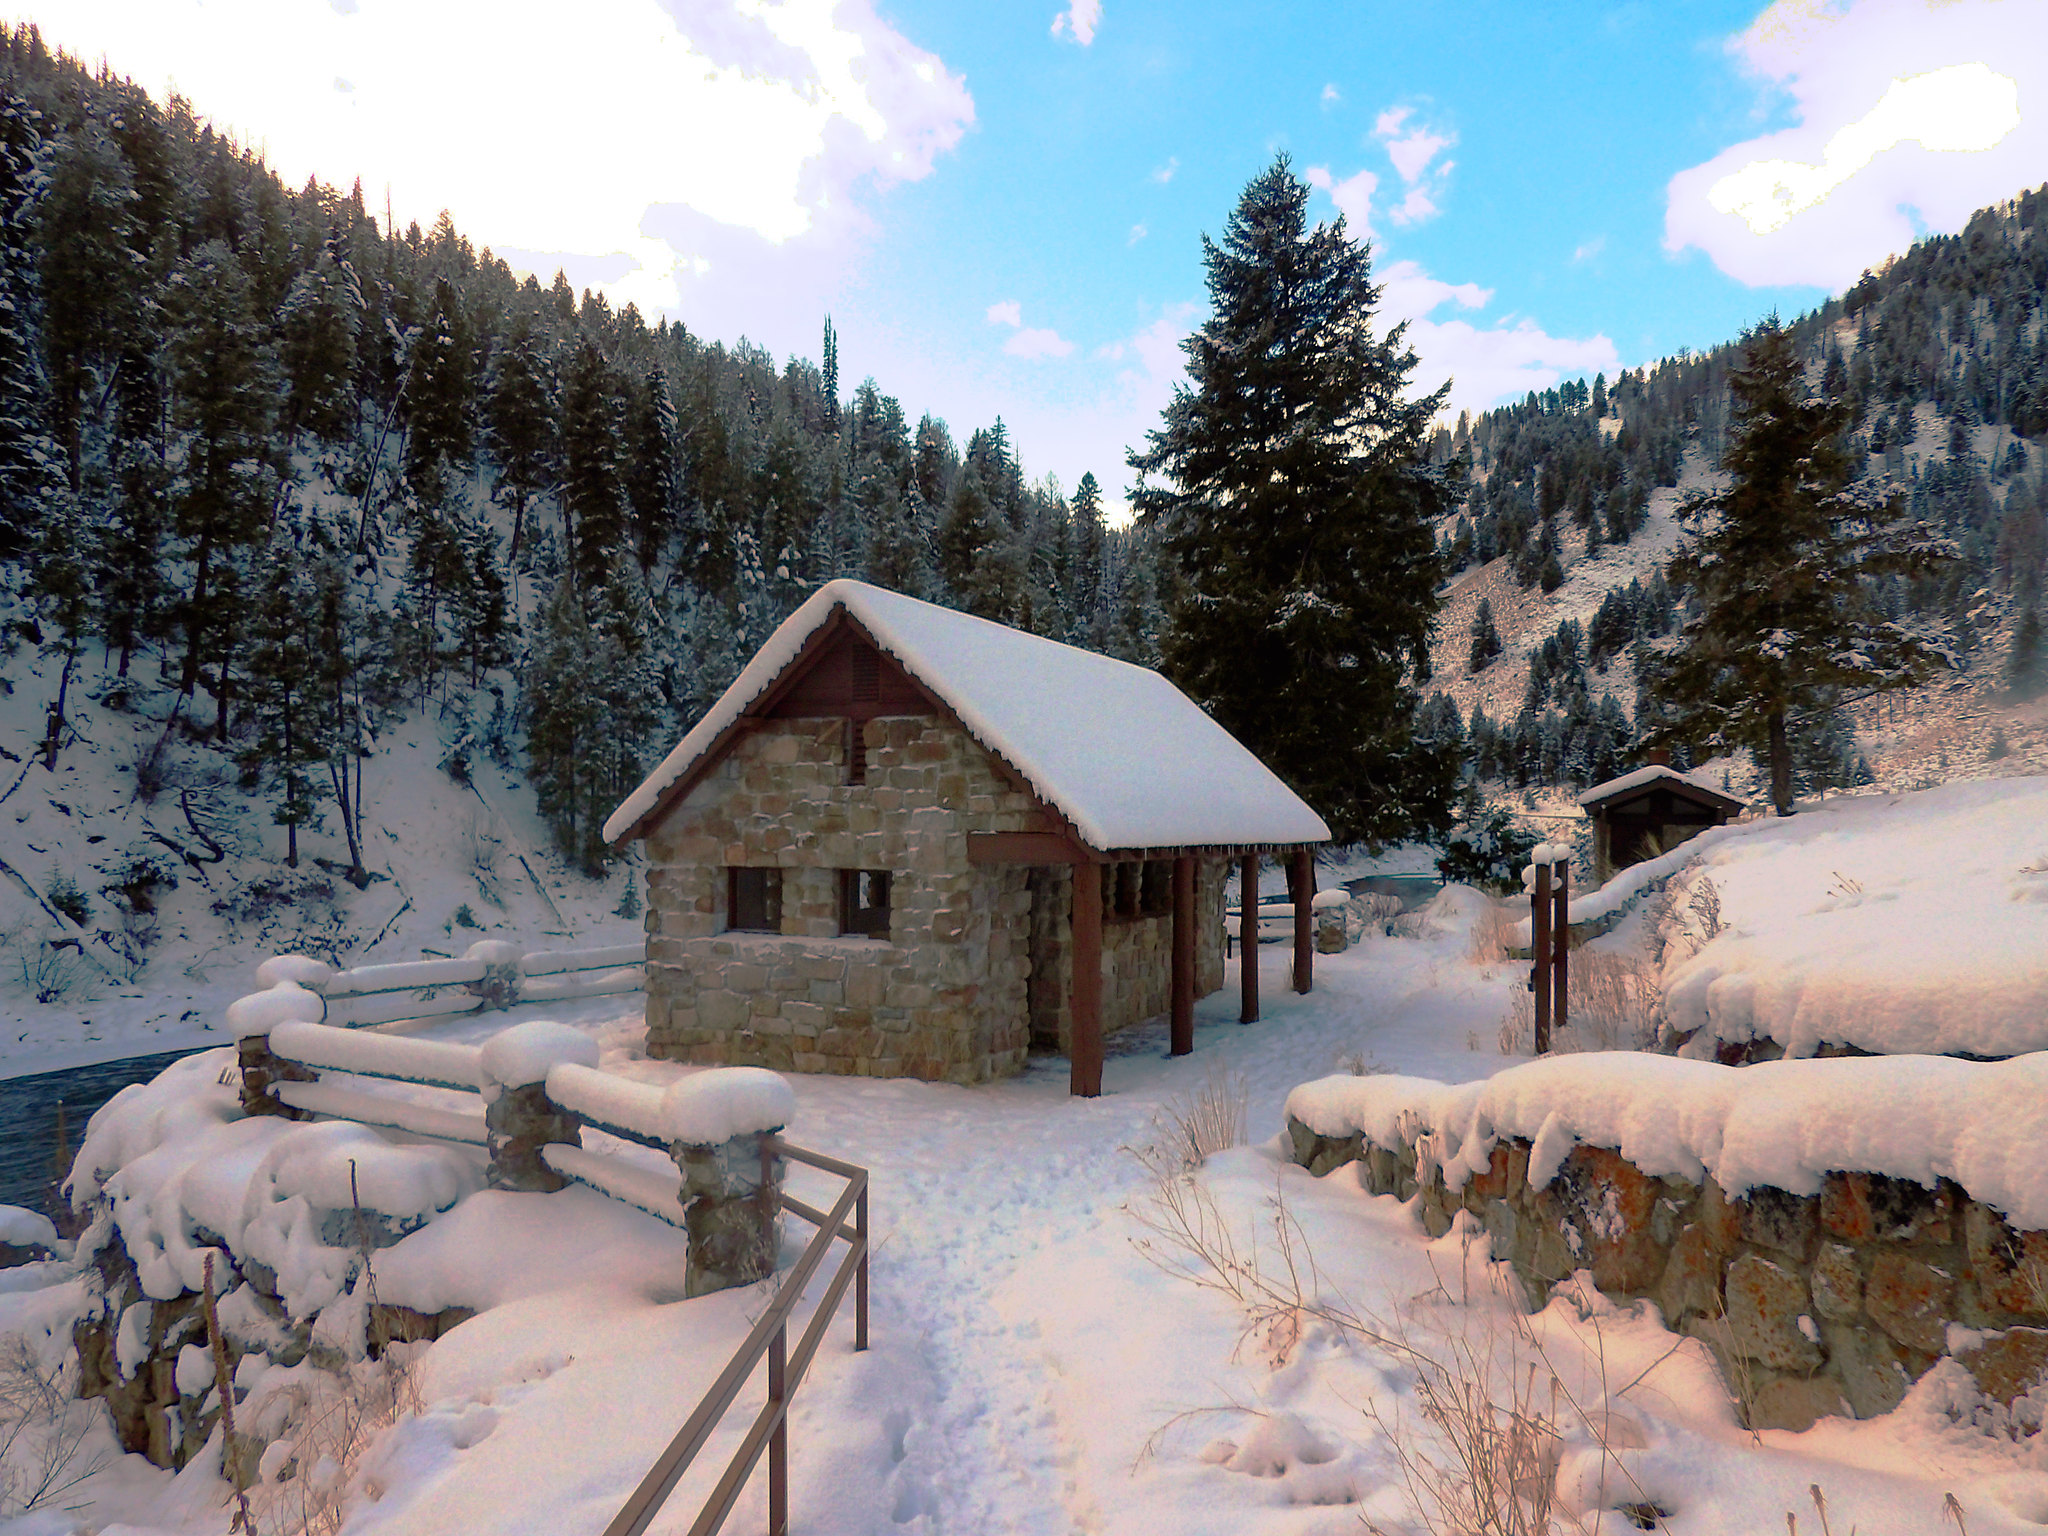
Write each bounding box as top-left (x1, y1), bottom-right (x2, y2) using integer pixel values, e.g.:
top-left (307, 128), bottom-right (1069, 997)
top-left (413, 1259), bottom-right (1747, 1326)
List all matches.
top-left (838, 868), bottom-right (892, 938)
top-left (727, 866), bottom-right (783, 933)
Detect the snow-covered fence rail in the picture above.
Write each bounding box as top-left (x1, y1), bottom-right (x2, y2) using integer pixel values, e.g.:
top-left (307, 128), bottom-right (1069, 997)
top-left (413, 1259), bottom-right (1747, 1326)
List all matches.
top-left (230, 937), bottom-right (644, 1036)
top-left (232, 1008), bottom-right (796, 1299)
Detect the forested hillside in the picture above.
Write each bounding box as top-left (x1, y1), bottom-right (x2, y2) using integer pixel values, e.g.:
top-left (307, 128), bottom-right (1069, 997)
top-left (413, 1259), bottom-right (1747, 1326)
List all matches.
top-left (1421, 186), bottom-right (2048, 799)
top-left (0, 26), bottom-right (1160, 901)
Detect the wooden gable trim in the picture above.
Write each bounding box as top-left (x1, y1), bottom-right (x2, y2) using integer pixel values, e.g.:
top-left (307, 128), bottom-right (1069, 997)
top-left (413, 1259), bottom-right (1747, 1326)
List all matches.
top-left (610, 602), bottom-right (1102, 856)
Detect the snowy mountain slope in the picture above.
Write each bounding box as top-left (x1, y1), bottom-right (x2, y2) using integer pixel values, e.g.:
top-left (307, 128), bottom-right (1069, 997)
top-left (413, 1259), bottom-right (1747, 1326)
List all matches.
top-left (0, 631), bottom-right (642, 1076)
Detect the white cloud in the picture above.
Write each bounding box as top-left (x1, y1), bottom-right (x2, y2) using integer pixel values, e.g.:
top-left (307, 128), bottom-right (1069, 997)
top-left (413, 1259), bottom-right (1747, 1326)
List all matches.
top-left (987, 299), bottom-right (1072, 359)
top-left (1128, 223), bottom-right (1148, 245)
top-left (27, 0), bottom-right (973, 352)
top-left (1151, 156), bottom-right (1179, 185)
top-left (1665, 0), bottom-right (2048, 288)
top-left (1321, 83), bottom-right (1341, 108)
top-left (1376, 258), bottom-right (1616, 420)
top-left (1004, 327), bottom-right (1075, 359)
top-left (1389, 185), bottom-right (1441, 227)
top-left (1572, 235), bottom-right (1607, 263)
top-left (1377, 259), bottom-right (1490, 320)
top-left (1305, 164), bottom-right (1378, 239)
top-left (1051, 0), bottom-right (1101, 46)
top-left (1370, 103), bottom-right (1455, 227)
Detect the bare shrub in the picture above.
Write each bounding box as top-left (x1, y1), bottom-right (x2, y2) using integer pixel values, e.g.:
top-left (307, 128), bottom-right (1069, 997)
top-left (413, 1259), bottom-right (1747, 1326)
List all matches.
top-left (1688, 877), bottom-right (1724, 941)
top-left (0, 1333), bottom-right (107, 1516)
top-left (5, 920), bottom-right (88, 1004)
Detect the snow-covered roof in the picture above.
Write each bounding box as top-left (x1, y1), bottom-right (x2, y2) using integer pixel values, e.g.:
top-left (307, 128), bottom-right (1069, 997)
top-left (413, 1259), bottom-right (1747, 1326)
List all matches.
top-left (1576, 763), bottom-right (1744, 810)
top-left (605, 580), bottom-right (1332, 852)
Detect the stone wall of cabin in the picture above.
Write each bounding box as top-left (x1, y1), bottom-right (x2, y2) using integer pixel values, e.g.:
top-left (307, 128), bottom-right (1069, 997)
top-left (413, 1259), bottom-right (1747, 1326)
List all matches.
top-left (1025, 860), bottom-right (1230, 1053)
top-left (1287, 1119), bottom-right (2048, 1434)
top-left (641, 714), bottom-right (1051, 1085)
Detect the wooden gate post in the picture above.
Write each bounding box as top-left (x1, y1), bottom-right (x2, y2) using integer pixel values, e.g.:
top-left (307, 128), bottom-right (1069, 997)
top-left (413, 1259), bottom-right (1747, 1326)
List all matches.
top-left (1070, 861), bottom-right (1104, 1097)
top-left (1170, 856), bottom-right (1195, 1056)
top-left (1551, 858), bottom-right (1569, 1039)
top-left (1532, 860), bottom-right (1552, 1055)
top-left (1239, 854), bottom-right (1259, 1024)
top-left (1290, 846), bottom-right (1313, 995)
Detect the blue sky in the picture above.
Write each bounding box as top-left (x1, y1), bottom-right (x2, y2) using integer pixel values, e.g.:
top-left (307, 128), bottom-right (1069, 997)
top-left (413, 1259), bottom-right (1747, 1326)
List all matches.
top-left (17, 0), bottom-right (2046, 512)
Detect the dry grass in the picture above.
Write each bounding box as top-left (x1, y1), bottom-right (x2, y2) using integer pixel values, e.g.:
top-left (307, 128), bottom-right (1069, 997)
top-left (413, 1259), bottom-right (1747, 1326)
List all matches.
top-left (1471, 898), bottom-right (1517, 965)
top-left (1127, 1065), bottom-right (1248, 1180)
top-left (1126, 1166), bottom-right (1677, 1534)
top-left (1500, 949), bottom-right (1662, 1056)
top-left (242, 1348), bottom-right (425, 1536)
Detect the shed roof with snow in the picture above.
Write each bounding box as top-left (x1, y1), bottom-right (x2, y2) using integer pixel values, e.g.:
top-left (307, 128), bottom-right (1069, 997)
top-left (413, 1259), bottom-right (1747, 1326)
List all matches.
top-left (605, 579), bottom-right (1332, 854)
top-left (1575, 764), bottom-right (1746, 816)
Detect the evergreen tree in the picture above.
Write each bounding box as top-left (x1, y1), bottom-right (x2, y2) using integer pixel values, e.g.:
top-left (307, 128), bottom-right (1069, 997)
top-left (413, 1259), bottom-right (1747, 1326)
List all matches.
top-left (403, 277), bottom-right (472, 502)
top-left (1653, 318), bottom-right (1953, 813)
top-left (1130, 155), bottom-right (1460, 846)
top-left (625, 364), bottom-right (679, 572)
top-left (161, 240), bottom-right (278, 727)
top-left (937, 466), bottom-right (1015, 619)
top-left (34, 116), bottom-right (141, 492)
top-left (1467, 596), bottom-right (1502, 674)
top-left (559, 338), bottom-right (627, 593)
top-left (0, 89), bottom-right (53, 560)
top-left (485, 316), bottom-right (556, 559)
top-left (278, 250), bottom-right (360, 445)
top-left (243, 528), bottom-right (328, 867)
top-left (524, 581), bottom-right (660, 874)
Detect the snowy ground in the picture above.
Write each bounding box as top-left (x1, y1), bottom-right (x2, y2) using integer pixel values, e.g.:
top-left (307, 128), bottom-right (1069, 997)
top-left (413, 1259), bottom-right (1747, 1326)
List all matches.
top-left (8, 887), bottom-right (2048, 1536)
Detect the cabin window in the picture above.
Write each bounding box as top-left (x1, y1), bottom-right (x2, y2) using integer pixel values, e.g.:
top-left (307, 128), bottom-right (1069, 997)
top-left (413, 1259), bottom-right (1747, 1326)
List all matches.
top-left (839, 869), bottom-right (891, 938)
top-left (727, 867), bottom-right (783, 933)
top-left (1140, 860), bottom-right (1172, 917)
top-left (1109, 862), bottom-right (1140, 920)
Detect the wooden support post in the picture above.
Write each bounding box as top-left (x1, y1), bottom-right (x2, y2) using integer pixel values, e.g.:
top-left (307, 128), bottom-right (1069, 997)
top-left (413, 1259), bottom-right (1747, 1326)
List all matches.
top-left (1071, 861), bottom-right (1104, 1097)
top-left (1552, 858), bottom-right (1569, 1039)
top-left (767, 1323), bottom-right (788, 1536)
top-left (1532, 861), bottom-right (1552, 1055)
top-left (1170, 855), bottom-right (1195, 1057)
top-left (1239, 854), bottom-right (1259, 1024)
top-left (1291, 846), bottom-right (1314, 995)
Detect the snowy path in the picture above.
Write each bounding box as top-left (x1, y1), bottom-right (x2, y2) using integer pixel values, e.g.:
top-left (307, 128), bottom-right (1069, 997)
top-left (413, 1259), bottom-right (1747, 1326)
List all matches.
top-left (767, 928), bottom-right (1513, 1535)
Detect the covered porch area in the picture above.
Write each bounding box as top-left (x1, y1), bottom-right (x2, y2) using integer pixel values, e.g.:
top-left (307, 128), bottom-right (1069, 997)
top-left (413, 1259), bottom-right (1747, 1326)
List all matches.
top-left (967, 833), bottom-right (1324, 1096)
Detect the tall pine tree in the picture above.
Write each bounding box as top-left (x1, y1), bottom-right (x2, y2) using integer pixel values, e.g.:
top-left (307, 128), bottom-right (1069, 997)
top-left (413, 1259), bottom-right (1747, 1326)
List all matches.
top-left (1129, 155), bottom-right (1460, 846)
top-left (1653, 318), bottom-right (1954, 814)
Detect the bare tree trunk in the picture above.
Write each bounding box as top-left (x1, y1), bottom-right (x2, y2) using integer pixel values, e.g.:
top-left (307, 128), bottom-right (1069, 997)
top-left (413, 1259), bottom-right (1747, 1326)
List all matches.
top-left (1768, 709), bottom-right (1793, 816)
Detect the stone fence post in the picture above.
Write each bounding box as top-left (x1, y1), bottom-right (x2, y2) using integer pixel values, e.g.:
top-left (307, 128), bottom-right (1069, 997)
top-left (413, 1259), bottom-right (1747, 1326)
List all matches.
top-left (673, 1131), bottom-right (785, 1298)
top-left (226, 981), bottom-right (325, 1118)
top-left (478, 1021), bottom-right (602, 1192)
top-left (465, 940), bottom-right (524, 1011)
top-left (659, 1068), bottom-right (795, 1297)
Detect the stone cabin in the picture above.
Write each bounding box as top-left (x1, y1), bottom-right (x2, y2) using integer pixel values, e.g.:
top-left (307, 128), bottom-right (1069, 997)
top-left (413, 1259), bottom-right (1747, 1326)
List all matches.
top-left (1578, 756), bottom-right (1746, 881)
top-left (604, 580), bottom-right (1330, 1096)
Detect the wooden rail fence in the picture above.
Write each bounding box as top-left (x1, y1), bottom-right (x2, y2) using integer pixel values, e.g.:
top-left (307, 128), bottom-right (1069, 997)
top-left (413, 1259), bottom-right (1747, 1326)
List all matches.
top-left (604, 1136), bottom-right (870, 1536)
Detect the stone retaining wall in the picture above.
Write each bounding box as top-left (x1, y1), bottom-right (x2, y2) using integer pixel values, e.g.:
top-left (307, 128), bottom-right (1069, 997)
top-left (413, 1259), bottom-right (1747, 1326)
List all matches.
top-left (1287, 1118), bottom-right (2048, 1432)
top-left (69, 1221), bottom-right (471, 1473)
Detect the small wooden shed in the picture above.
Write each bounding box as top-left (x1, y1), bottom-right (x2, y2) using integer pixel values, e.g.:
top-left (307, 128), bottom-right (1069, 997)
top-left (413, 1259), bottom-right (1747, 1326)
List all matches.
top-left (604, 580), bottom-right (1331, 1097)
top-left (1578, 759), bottom-right (1745, 881)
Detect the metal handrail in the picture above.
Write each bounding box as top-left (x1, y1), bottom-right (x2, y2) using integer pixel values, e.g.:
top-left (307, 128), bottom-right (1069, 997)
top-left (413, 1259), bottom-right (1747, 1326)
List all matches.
top-left (602, 1136), bottom-right (870, 1536)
